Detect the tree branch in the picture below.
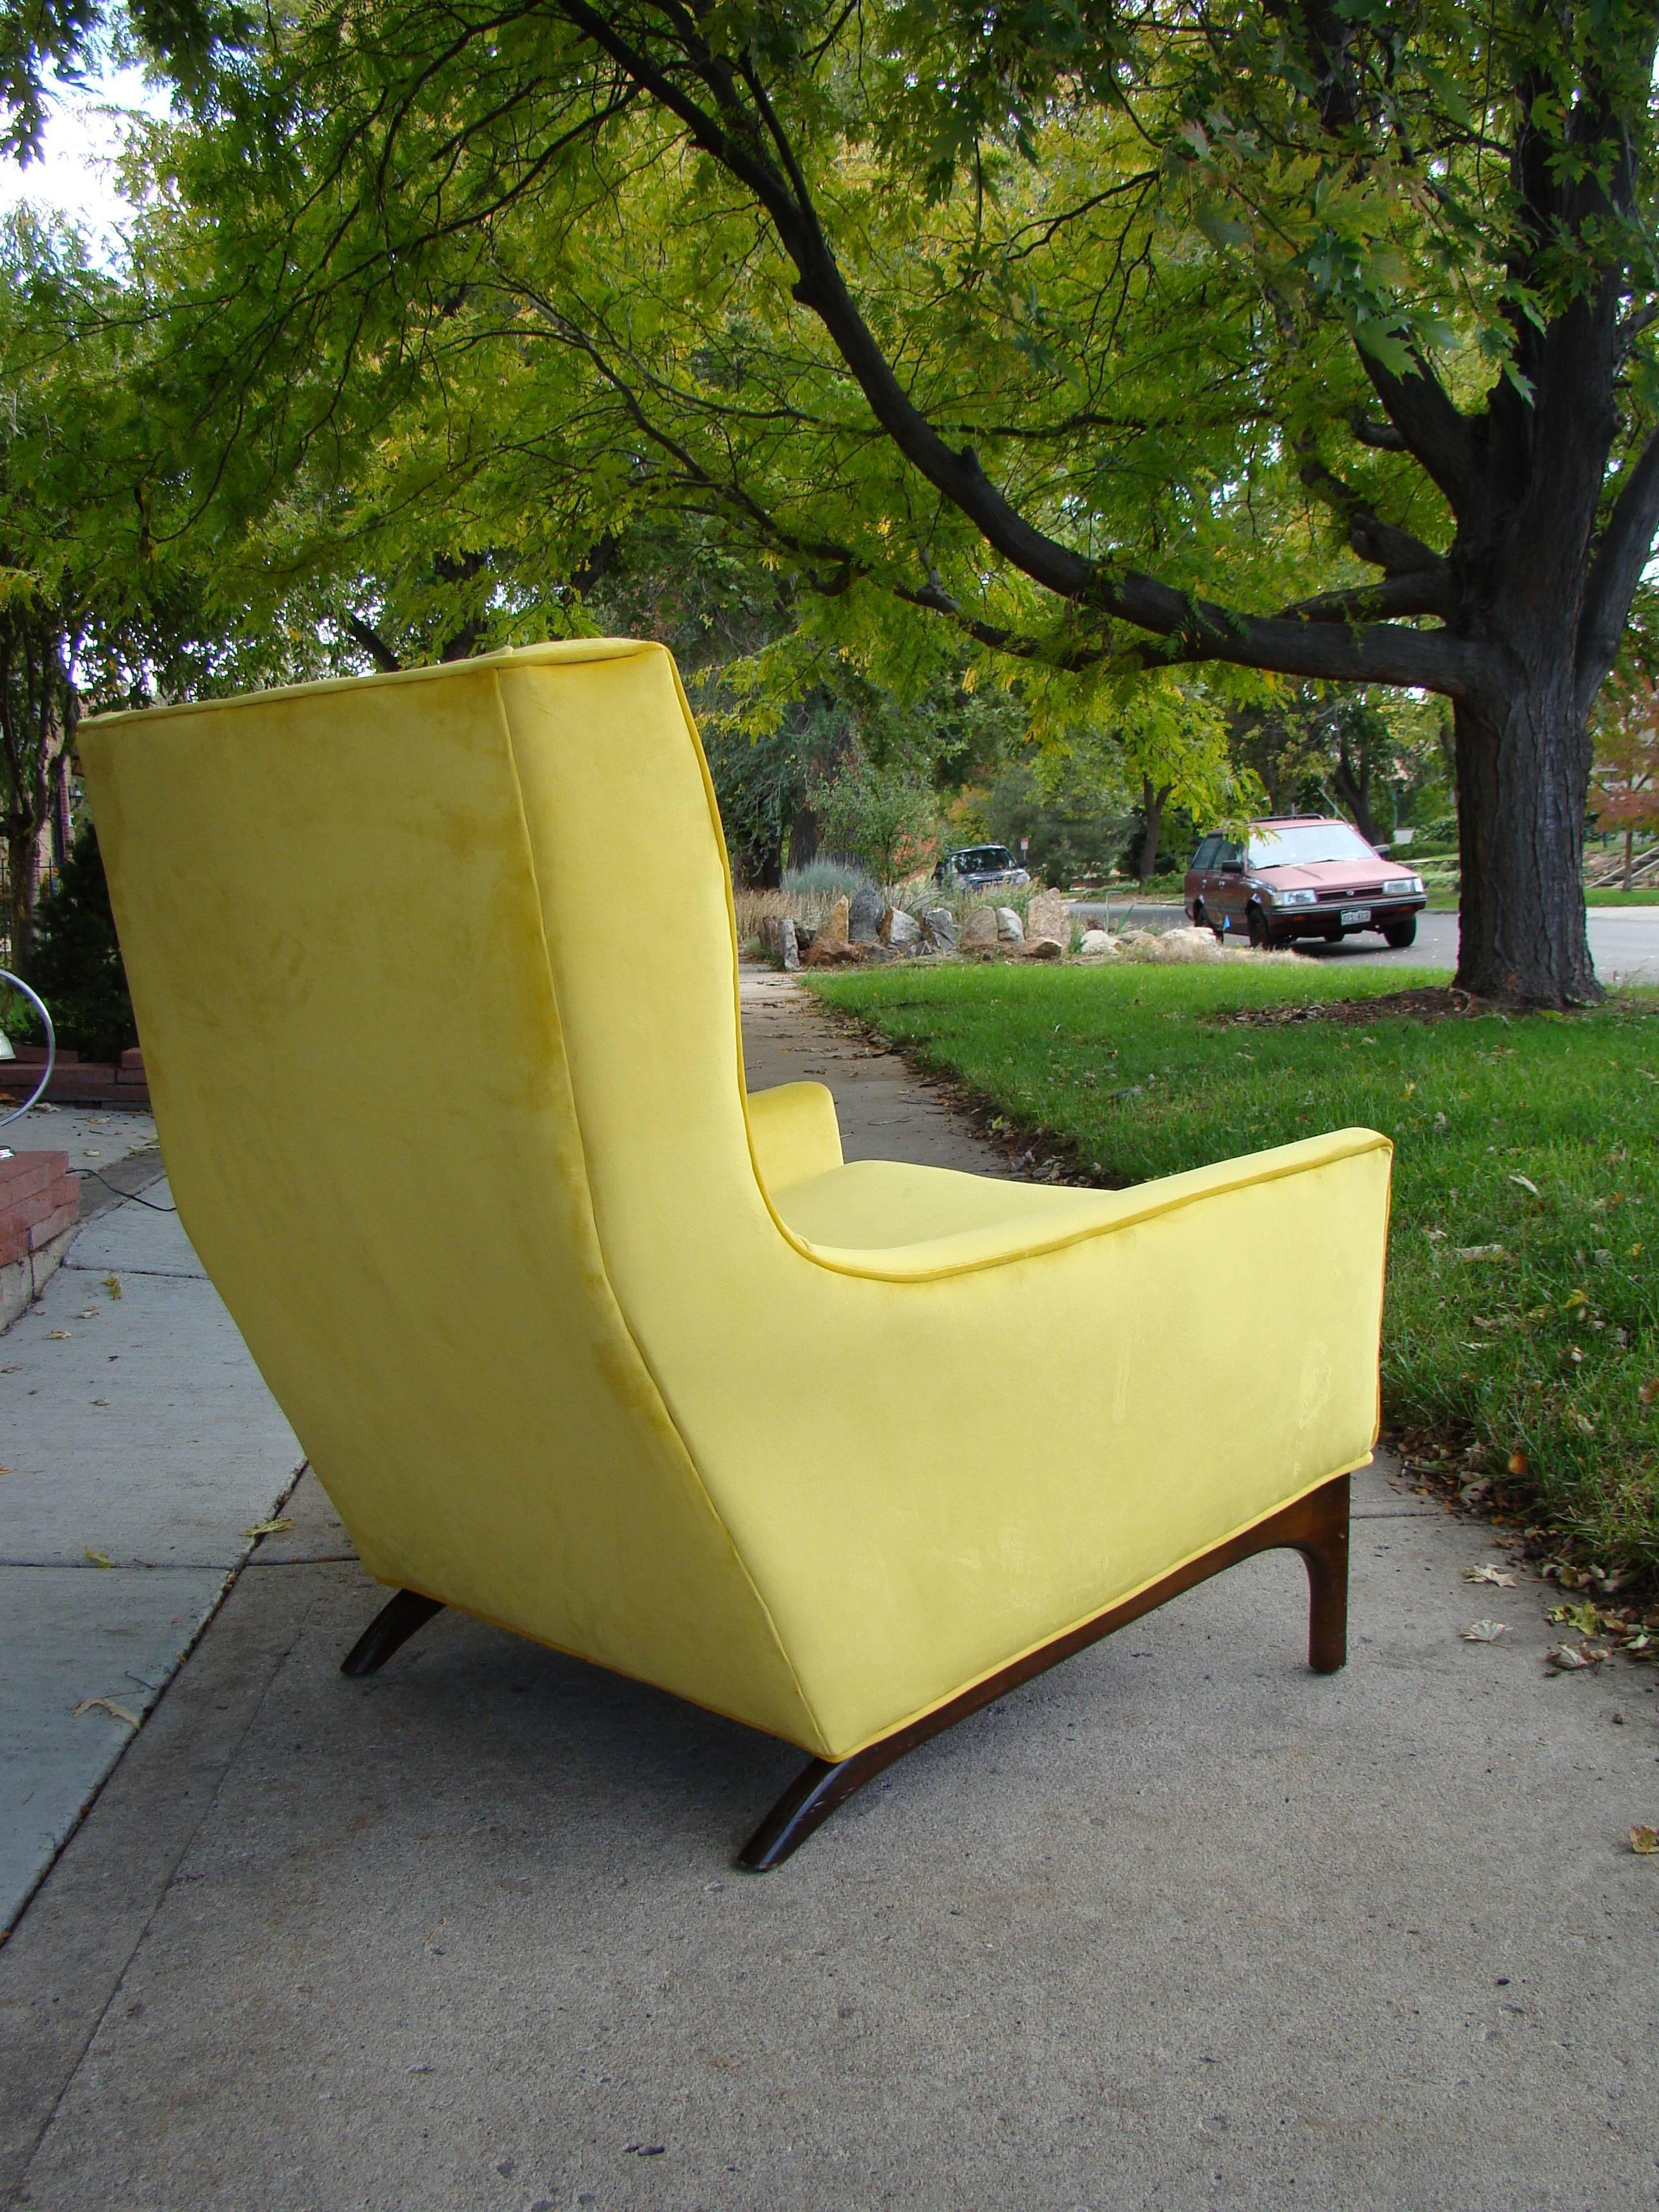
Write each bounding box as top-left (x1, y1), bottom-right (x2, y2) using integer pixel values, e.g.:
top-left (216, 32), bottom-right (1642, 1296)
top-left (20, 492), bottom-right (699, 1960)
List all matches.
top-left (1277, 569), bottom-right (1453, 623)
top-left (502, 8), bottom-right (1486, 698)
top-left (549, 0), bottom-right (1101, 600)
top-left (1347, 407), bottom-right (1407, 453)
top-left (1299, 447), bottom-right (1443, 575)
top-left (1616, 301), bottom-right (1659, 360)
top-left (1358, 354), bottom-right (1478, 513)
top-left (1576, 424), bottom-right (1659, 714)
top-left (342, 613), bottom-right (402, 671)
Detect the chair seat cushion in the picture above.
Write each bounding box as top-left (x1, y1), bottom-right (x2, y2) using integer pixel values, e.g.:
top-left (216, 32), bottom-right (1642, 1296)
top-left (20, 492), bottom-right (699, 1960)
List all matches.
top-left (771, 1157), bottom-right (1092, 1253)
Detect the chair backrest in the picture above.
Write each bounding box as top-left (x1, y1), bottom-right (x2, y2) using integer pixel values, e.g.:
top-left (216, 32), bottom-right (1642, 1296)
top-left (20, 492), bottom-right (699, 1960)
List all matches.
top-left (79, 641), bottom-right (815, 1743)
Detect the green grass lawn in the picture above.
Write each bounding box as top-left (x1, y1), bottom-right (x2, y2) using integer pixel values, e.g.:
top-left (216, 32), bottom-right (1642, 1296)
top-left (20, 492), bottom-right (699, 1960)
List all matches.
top-left (1585, 885), bottom-right (1659, 906)
top-left (808, 961), bottom-right (1659, 1570)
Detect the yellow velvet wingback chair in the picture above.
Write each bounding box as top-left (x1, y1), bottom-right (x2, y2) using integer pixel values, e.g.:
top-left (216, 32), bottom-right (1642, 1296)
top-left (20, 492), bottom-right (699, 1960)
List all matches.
top-left (79, 641), bottom-right (1391, 1866)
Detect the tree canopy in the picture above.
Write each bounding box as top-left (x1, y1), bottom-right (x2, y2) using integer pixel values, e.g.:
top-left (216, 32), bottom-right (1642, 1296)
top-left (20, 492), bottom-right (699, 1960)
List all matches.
top-left (13, 0), bottom-right (1659, 998)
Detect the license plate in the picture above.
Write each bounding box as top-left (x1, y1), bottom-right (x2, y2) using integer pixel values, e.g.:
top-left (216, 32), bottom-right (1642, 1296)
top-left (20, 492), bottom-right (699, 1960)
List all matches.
top-left (1340, 906), bottom-right (1372, 925)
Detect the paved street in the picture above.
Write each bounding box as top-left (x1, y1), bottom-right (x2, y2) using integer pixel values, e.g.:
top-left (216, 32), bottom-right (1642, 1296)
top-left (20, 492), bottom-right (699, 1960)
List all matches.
top-left (1, 979), bottom-right (1656, 2211)
top-left (1071, 901), bottom-right (1659, 982)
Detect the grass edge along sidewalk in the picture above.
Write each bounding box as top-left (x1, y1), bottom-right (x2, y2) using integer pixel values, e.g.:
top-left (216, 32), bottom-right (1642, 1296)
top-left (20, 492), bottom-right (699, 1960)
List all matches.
top-left (806, 961), bottom-right (1659, 1587)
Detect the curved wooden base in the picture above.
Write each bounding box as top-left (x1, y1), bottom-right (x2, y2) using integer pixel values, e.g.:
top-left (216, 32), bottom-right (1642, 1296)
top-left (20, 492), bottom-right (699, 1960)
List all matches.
top-left (341, 1589), bottom-right (445, 1677)
top-left (738, 1472), bottom-right (1350, 1871)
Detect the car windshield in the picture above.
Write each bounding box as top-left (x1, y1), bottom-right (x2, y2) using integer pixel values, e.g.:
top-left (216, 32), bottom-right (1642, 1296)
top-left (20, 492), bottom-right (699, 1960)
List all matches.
top-left (1247, 823), bottom-right (1377, 869)
top-left (957, 846), bottom-right (1015, 870)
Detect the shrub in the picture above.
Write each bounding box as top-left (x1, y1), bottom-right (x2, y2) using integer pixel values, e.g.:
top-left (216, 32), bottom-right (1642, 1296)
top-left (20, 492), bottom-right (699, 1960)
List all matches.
top-left (781, 858), bottom-right (875, 902)
top-left (808, 757), bottom-right (938, 883)
top-left (24, 825), bottom-right (137, 1063)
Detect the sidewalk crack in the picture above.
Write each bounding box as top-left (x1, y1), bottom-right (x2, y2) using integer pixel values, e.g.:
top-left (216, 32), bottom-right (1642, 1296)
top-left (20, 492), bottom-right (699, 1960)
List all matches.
top-left (6, 1572), bottom-right (327, 2208)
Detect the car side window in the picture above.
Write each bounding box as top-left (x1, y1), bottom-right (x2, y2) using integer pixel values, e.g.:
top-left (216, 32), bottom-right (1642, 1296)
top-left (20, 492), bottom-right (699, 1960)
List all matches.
top-left (1215, 840), bottom-right (1240, 869)
top-left (1192, 837), bottom-right (1219, 869)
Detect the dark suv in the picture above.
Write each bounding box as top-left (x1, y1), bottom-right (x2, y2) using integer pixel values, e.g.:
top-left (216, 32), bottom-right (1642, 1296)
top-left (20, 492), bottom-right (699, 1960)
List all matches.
top-left (934, 844), bottom-right (1031, 892)
top-left (1185, 818), bottom-right (1426, 950)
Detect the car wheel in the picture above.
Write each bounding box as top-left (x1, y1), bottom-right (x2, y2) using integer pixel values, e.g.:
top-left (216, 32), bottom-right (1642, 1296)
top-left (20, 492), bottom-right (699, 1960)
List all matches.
top-left (1247, 904), bottom-right (1273, 950)
top-left (1192, 899), bottom-right (1222, 940)
top-left (1382, 917), bottom-right (1417, 949)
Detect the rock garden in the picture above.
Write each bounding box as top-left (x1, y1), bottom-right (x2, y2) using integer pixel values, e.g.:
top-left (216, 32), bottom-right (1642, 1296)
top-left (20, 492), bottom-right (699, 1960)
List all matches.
top-left (741, 876), bottom-right (1281, 974)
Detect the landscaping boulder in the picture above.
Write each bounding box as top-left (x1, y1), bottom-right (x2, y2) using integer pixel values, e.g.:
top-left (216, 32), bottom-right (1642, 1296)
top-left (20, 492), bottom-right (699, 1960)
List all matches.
top-left (849, 885), bottom-right (884, 943)
top-left (1078, 927), bottom-right (1116, 957)
top-left (922, 908), bottom-right (959, 952)
top-left (1116, 925), bottom-right (1229, 966)
top-left (1025, 889), bottom-right (1070, 947)
top-left (995, 906), bottom-right (1024, 943)
top-left (962, 906), bottom-right (999, 947)
top-left (1018, 936), bottom-right (1064, 960)
top-left (819, 894), bottom-right (851, 947)
top-left (805, 935), bottom-right (863, 968)
top-left (886, 908), bottom-right (922, 950)
top-left (779, 915), bottom-right (800, 970)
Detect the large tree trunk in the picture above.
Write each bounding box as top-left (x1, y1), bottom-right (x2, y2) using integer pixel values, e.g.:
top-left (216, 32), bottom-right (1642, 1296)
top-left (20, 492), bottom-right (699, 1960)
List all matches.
top-left (786, 801), bottom-right (819, 873)
top-left (1137, 778), bottom-right (1172, 881)
top-left (1330, 742), bottom-right (1385, 850)
top-left (1453, 666), bottom-right (1598, 1006)
top-left (728, 830), bottom-right (782, 888)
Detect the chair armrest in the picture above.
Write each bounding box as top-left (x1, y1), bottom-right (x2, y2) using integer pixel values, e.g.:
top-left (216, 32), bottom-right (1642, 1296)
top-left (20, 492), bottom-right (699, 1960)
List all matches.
top-left (746, 1081), bottom-right (844, 1192)
top-left (801, 1128), bottom-right (1391, 1281)
top-left (645, 1124), bottom-right (1395, 1759)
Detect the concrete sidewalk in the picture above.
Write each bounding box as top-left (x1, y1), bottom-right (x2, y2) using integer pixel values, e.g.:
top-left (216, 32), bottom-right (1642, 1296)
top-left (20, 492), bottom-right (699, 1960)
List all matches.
top-left (0, 1111), bottom-right (304, 1936)
top-left (1, 977), bottom-right (1656, 2211)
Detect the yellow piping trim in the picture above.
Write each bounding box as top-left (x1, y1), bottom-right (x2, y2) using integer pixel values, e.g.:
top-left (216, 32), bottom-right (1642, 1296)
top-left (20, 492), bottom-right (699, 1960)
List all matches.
top-left (81, 638), bottom-right (651, 728)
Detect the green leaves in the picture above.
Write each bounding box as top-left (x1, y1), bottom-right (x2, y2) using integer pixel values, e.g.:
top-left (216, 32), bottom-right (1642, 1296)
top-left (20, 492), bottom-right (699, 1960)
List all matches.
top-left (10, 0), bottom-right (1658, 773)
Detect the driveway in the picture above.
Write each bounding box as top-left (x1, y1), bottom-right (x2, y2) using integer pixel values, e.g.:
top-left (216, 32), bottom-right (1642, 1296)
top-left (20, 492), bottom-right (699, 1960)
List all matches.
top-left (1070, 901), bottom-right (1659, 984)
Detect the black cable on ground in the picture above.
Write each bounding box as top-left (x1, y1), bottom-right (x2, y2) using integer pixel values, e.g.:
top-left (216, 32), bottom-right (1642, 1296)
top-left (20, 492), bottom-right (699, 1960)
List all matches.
top-left (74, 1164), bottom-right (179, 1212)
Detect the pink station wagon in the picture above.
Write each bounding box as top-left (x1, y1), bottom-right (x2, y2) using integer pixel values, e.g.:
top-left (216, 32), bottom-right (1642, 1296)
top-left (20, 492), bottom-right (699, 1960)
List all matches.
top-left (1185, 817), bottom-right (1427, 951)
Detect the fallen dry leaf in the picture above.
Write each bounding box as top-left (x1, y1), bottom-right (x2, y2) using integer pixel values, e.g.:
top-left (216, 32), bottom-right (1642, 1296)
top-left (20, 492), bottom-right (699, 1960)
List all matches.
top-left (71, 1697), bottom-right (140, 1727)
top-left (1639, 1379), bottom-right (1658, 1406)
top-left (1546, 1642), bottom-right (1609, 1670)
top-left (1461, 1619), bottom-right (1510, 1642)
top-left (75, 1308), bottom-right (99, 1320)
top-left (1455, 1244), bottom-right (1506, 1262)
top-left (1548, 1599), bottom-right (1607, 1635)
top-left (1509, 1173), bottom-right (1542, 1198)
top-left (83, 1549), bottom-right (113, 1568)
top-left (45, 1329), bottom-right (70, 1340)
top-left (1508, 1450), bottom-right (1530, 1475)
top-left (101, 1273), bottom-right (122, 1299)
top-left (241, 1517), bottom-right (293, 1539)
top-left (1631, 1825), bottom-right (1658, 1855)
top-left (1465, 1564), bottom-right (1518, 1587)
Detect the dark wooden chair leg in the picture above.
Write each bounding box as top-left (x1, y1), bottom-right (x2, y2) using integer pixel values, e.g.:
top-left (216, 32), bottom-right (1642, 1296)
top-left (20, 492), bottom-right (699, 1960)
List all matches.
top-left (737, 1758), bottom-right (856, 1871)
top-left (1288, 1471), bottom-right (1350, 1673)
top-left (341, 1589), bottom-right (445, 1677)
top-left (737, 1469), bottom-right (1353, 1870)
top-left (737, 1740), bottom-right (911, 1871)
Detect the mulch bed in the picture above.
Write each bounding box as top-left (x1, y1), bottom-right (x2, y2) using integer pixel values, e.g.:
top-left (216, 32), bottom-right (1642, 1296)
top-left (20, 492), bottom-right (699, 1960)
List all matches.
top-left (1215, 985), bottom-right (1501, 1029)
